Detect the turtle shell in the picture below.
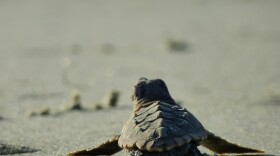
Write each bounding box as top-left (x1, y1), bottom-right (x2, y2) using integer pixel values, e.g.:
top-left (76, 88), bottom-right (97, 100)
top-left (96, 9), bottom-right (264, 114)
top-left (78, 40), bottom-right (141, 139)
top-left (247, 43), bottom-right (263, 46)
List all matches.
top-left (118, 101), bottom-right (207, 152)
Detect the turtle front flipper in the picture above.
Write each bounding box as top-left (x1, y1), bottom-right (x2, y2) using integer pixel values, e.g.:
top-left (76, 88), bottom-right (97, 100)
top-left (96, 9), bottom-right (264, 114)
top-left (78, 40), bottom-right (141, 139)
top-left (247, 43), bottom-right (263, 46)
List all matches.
top-left (67, 135), bottom-right (122, 156)
top-left (201, 131), bottom-right (265, 154)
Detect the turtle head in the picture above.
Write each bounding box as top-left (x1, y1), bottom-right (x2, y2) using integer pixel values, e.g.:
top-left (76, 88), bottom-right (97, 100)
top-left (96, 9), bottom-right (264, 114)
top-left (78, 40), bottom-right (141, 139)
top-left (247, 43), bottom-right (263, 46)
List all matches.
top-left (131, 77), bottom-right (175, 106)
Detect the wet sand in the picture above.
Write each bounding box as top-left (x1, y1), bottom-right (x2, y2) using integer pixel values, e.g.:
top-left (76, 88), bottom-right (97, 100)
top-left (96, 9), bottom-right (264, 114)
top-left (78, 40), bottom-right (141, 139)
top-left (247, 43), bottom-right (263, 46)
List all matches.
top-left (0, 1), bottom-right (280, 155)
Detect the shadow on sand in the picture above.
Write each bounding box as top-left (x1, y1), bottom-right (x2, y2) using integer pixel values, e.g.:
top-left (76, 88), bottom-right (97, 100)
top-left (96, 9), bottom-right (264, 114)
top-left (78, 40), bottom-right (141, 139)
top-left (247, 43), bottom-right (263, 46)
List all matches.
top-left (0, 142), bottom-right (38, 155)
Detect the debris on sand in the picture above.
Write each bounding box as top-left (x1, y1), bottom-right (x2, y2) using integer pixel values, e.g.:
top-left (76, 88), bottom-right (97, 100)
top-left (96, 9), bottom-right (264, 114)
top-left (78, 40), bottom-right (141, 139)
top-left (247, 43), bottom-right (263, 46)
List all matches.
top-left (93, 103), bottom-right (104, 110)
top-left (0, 142), bottom-right (38, 155)
top-left (64, 91), bottom-right (83, 111)
top-left (92, 90), bottom-right (120, 110)
top-left (29, 107), bottom-right (51, 117)
top-left (29, 90), bottom-right (120, 117)
top-left (166, 38), bottom-right (189, 52)
top-left (103, 90), bottom-right (120, 108)
top-left (29, 91), bottom-right (84, 117)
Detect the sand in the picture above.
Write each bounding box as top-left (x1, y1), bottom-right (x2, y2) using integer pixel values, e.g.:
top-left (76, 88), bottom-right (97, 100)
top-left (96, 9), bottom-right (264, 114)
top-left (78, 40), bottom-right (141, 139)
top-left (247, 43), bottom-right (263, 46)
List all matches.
top-left (0, 1), bottom-right (280, 155)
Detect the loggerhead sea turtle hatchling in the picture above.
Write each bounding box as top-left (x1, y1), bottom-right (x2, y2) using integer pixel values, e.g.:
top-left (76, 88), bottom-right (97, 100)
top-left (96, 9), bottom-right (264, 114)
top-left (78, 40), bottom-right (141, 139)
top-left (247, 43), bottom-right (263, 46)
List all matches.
top-left (68, 77), bottom-right (264, 156)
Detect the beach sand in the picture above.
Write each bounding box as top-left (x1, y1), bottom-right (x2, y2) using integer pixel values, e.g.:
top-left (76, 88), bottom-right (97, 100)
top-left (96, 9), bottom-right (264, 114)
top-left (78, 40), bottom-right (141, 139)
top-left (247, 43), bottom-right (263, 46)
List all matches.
top-left (0, 1), bottom-right (280, 155)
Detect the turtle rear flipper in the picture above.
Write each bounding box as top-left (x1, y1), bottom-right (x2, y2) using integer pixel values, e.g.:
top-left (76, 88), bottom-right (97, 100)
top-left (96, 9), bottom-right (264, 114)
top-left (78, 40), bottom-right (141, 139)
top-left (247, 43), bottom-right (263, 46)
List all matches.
top-left (67, 135), bottom-right (122, 156)
top-left (201, 131), bottom-right (264, 154)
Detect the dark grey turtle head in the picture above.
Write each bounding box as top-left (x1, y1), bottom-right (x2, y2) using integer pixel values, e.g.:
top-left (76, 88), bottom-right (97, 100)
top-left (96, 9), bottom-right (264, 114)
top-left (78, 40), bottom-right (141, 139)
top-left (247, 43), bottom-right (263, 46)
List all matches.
top-left (131, 77), bottom-right (175, 105)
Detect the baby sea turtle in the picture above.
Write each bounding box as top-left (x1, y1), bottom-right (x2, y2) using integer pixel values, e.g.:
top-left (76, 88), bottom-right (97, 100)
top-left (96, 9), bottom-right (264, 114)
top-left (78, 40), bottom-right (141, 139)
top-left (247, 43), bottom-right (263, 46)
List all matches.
top-left (68, 78), bottom-right (264, 156)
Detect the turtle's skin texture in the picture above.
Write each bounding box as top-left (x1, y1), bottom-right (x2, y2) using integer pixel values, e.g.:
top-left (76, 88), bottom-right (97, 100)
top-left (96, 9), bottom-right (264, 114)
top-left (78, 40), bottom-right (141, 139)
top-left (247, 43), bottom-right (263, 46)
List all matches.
top-left (68, 78), bottom-right (264, 156)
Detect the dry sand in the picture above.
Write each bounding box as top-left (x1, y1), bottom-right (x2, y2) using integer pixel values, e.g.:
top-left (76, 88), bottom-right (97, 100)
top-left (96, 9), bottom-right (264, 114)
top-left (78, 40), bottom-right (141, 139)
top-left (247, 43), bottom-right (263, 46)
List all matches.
top-left (0, 1), bottom-right (280, 155)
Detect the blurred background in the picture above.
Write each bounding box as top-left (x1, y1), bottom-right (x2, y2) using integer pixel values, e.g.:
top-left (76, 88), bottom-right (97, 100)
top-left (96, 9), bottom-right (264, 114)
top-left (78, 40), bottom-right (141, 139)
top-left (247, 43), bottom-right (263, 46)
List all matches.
top-left (0, 1), bottom-right (280, 155)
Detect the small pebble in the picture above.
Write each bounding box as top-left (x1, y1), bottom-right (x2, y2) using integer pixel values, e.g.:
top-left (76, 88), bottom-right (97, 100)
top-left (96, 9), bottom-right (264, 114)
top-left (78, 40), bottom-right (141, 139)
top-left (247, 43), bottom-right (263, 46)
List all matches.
top-left (29, 107), bottom-right (51, 117)
top-left (166, 39), bottom-right (188, 52)
top-left (93, 103), bottom-right (104, 110)
top-left (66, 92), bottom-right (83, 111)
top-left (103, 90), bottom-right (120, 108)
